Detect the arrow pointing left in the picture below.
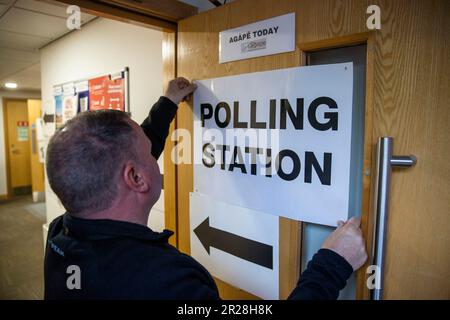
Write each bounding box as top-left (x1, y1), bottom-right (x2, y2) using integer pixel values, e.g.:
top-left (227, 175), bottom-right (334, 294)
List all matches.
top-left (194, 217), bottom-right (273, 269)
top-left (43, 113), bottom-right (55, 124)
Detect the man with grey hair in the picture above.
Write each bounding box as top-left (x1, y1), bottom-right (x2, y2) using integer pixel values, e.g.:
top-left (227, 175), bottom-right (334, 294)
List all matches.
top-left (44, 78), bottom-right (367, 299)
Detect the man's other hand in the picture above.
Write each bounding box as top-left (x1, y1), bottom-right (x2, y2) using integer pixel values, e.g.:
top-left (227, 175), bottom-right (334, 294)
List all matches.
top-left (321, 216), bottom-right (368, 271)
top-left (164, 77), bottom-right (197, 105)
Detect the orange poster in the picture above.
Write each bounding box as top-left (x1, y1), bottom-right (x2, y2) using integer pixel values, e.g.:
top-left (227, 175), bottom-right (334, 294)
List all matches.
top-left (88, 75), bottom-right (125, 111)
top-left (107, 78), bottom-right (125, 111)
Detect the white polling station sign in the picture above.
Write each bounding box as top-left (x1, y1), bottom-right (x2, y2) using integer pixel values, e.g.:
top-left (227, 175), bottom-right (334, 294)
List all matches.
top-left (193, 63), bottom-right (354, 227)
top-left (190, 192), bottom-right (279, 300)
top-left (219, 13), bottom-right (295, 63)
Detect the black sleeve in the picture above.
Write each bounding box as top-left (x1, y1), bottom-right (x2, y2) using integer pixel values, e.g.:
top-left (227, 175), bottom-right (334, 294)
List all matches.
top-left (169, 262), bottom-right (221, 300)
top-left (140, 96), bottom-right (178, 159)
top-left (156, 250), bottom-right (221, 300)
top-left (287, 249), bottom-right (353, 300)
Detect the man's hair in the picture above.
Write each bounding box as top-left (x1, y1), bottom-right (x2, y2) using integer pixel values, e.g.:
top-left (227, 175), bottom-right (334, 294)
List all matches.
top-left (46, 110), bottom-right (137, 215)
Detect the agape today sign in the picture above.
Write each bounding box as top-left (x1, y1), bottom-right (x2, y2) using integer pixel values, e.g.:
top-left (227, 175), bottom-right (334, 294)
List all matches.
top-left (219, 13), bottom-right (295, 63)
top-left (193, 63), bottom-right (354, 227)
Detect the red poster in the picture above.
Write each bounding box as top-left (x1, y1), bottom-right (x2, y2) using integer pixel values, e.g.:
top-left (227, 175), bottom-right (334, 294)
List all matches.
top-left (107, 78), bottom-right (125, 111)
top-left (89, 75), bottom-right (125, 111)
top-left (89, 76), bottom-right (107, 111)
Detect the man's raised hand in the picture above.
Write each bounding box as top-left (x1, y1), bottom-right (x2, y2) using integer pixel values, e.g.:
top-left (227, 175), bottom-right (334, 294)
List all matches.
top-left (164, 77), bottom-right (197, 105)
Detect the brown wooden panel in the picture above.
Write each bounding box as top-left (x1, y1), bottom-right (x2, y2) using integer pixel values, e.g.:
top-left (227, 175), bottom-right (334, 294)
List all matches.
top-left (358, 34), bottom-right (376, 300)
top-left (214, 278), bottom-right (259, 300)
top-left (162, 31), bottom-right (179, 248)
top-left (371, 0), bottom-right (450, 299)
top-left (295, 0), bottom-right (450, 299)
top-left (279, 217), bottom-right (302, 299)
top-left (51, 0), bottom-right (177, 31)
top-left (100, 0), bottom-right (197, 22)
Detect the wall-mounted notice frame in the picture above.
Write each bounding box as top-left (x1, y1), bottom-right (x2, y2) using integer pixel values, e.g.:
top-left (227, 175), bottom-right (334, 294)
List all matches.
top-left (52, 68), bottom-right (130, 128)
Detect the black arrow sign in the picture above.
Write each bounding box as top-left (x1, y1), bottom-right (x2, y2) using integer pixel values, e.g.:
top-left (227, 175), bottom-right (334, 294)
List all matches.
top-left (194, 217), bottom-right (273, 269)
top-left (43, 113), bottom-right (55, 124)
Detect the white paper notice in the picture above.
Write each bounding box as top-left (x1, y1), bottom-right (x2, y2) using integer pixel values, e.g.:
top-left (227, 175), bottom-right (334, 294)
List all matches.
top-left (193, 63), bottom-right (354, 227)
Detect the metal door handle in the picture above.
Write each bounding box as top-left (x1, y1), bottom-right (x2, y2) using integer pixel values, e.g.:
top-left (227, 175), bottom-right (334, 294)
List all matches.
top-left (371, 137), bottom-right (416, 300)
top-left (11, 144), bottom-right (20, 155)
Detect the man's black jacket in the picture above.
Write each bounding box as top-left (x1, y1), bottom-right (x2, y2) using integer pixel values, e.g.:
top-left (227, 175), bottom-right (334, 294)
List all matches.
top-left (44, 97), bottom-right (353, 300)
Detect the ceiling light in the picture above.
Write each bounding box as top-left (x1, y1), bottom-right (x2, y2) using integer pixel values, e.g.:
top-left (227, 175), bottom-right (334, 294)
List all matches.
top-left (5, 82), bottom-right (18, 89)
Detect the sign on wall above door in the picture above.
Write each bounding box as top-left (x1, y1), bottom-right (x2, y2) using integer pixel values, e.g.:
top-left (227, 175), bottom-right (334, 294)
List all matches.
top-left (193, 63), bottom-right (354, 227)
top-left (219, 13), bottom-right (295, 63)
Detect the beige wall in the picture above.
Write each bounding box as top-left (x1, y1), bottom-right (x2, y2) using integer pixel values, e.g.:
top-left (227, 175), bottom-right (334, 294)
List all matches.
top-left (40, 18), bottom-right (165, 231)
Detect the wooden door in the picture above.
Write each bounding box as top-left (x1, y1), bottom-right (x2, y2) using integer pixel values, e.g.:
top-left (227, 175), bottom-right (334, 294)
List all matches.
top-left (4, 99), bottom-right (31, 196)
top-left (176, 0), bottom-right (450, 299)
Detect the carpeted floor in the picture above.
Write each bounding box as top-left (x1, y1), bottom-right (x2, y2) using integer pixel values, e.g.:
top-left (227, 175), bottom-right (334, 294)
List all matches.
top-left (0, 196), bottom-right (46, 299)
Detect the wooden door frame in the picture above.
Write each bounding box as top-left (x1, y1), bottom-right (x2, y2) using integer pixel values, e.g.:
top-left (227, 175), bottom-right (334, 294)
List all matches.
top-left (162, 31), bottom-right (179, 247)
top-left (2, 98), bottom-right (29, 199)
top-left (48, 0), bottom-right (197, 32)
top-left (2, 97), bottom-right (13, 199)
top-left (299, 32), bottom-right (376, 300)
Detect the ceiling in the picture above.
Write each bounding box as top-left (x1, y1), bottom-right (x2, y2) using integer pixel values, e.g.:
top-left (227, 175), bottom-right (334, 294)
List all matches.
top-left (0, 0), bottom-right (228, 92)
top-left (0, 0), bottom-right (96, 91)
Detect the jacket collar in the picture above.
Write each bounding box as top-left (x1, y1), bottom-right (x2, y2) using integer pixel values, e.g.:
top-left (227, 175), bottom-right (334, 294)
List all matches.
top-left (63, 213), bottom-right (173, 242)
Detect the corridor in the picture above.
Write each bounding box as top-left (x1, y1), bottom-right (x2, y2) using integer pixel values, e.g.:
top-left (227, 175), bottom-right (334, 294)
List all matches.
top-left (0, 197), bottom-right (45, 299)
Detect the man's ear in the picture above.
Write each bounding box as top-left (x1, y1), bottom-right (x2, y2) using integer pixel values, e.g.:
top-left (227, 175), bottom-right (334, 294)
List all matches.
top-left (123, 161), bottom-right (150, 193)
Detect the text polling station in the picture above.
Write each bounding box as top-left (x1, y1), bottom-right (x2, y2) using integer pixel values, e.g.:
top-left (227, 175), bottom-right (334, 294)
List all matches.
top-left (193, 63), bottom-right (354, 226)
